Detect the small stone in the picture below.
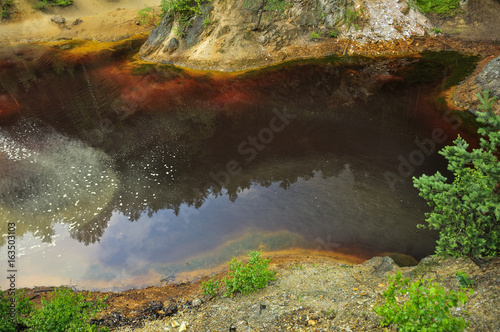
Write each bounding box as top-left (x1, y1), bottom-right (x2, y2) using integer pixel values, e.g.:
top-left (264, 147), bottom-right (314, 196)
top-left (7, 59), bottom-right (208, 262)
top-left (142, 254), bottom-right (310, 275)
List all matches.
top-left (51, 15), bottom-right (66, 25)
top-left (308, 319), bottom-right (317, 326)
top-left (172, 321), bottom-right (180, 327)
top-left (72, 18), bottom-right (82, 26)
top-left (192, 298), bottom-right (202, 307)
top-left (179, 322), bottom-right (187, 331)
top-left (400, 2), bottom-right (409, 15)
top-left (353, 287), bottom-right (359, 291)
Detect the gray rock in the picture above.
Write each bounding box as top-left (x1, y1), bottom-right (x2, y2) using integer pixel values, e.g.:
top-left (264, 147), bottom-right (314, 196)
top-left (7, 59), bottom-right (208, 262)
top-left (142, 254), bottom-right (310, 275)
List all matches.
top-left (51, 15), bottom-right (66, 25)
top-left (72, 18), bottom-right (82, 26)
top-left (164, 38), bottom-right (179, 54)
top-left (192, 298), bottom-right (202, 307)
top-left (474, 55), bottom-right (500, 100)
top-left (364, 256), bottom-right (398, 276)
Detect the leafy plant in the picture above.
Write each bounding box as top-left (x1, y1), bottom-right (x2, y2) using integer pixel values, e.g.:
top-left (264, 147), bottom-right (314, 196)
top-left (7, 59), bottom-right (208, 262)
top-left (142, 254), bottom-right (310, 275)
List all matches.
top-left (160, 0), bottom-right (210, 36)
top-left (0, 290), bottom-right (34, 332)
top-left (413, 90), bottom-right (500, 259)
top-left (455, 271), bottom-right (474, 289)
top-left (33, 0), bottom-right (72, 10)
top-left (25, 288), bottom-right (108, 332)
top-left (311, 31), bottom-right (321, 40)
top-left (344, 8), bottom-right (359, 30)
top-left (415, 0), bottom-right (461, 16)
top-left (246, 0), bottom-right (292, 30)
top-left (137, 6), bottom-right (161, 26)
top-left (329, 28), bottom-right (340, 38)
top-left (223, 251), bottom-right (276, 297)
top-left (374, 271), bottom-right (470, 331)
top-left (433, 27), bottom-right (443, 33)
top-left (202, 16), bottom-right (211, 28)
top-left (201, 277), bottom-right (220, 296)
top-left (1, 0), bottom-right (14, 18)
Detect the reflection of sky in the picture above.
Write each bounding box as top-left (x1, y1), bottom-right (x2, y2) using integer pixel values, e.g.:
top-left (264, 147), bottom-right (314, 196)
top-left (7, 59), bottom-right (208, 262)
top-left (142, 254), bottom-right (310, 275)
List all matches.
top-left (1, 167), bottom-right (436, 291)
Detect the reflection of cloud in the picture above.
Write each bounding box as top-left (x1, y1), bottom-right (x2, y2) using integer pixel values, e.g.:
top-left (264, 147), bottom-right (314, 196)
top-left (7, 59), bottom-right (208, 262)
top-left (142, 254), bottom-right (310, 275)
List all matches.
top-left (0, 121), bottom-right (118, 246)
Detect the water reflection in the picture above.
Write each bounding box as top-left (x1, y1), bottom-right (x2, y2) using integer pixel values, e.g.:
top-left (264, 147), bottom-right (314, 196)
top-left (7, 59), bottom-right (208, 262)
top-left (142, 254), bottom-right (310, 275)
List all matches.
top-left (0, 50), bottom-right (477, 289)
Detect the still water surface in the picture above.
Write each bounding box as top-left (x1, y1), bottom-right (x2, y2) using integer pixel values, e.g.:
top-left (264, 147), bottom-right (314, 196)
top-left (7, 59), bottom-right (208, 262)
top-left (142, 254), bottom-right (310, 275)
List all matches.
top-left (0, 50), bottom-right (475, 290)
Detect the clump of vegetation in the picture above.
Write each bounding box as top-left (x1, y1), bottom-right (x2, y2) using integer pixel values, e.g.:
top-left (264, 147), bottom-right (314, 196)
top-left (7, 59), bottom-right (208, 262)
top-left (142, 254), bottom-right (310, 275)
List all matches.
top-left (413, 90), bottom-right (500, 259)
top-left (311, 31), bottom-right (321, 40)
top-left (160, 0), bottom-right (211, 36)
top-left (201, 251), bottom-right (276, 297)
top-left (0, 288), bottom-right (108, 331)
top-left (201, 277), bottom-right (220, 296)
top-left (0, 290), bottom-right (33, 332)
top-left (33, 0), bottom-right (72, 11)
top-left (374, 271), bottom-right (470, 331)
top-left (432, 27), bottom-right (443, 34)
top-left (245, 0), bottom-right (292, 30)
top-left (414, 0), bottom-right (462, 16)
top-left (344, 7), bottom-right (359, 31)
top-left (456, 271), bottom-right (474, 289)
top-left (1, 0), bottom-right (14, 19)
top-left (137, 6), bottom-right (161, 26)
top-left (329, 28), bottom-right (340, 38)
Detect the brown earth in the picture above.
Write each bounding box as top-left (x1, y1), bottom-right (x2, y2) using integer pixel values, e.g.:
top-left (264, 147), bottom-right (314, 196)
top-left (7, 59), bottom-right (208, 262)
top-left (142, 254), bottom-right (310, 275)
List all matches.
top-left (21, 254), bottom-right (500, 331)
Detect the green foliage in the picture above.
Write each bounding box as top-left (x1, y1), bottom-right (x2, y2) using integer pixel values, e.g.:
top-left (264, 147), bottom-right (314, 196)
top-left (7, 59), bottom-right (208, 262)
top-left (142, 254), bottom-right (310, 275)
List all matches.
top-left (33, 0), bottom-right (72, 10)
top-left (160, 0), bottom-right (208, 18)
top-left (374, 271), bottom-right (470, 331)
top-left (201, 277), bottom-right (220, 296)
top-left (413, 90), bottom-right (500, 258)
top-left (26, 288), bottom-right (108, 332)
top-left (433, 27), bottom-right (443, 33)
top-left (0, 290), bottom-right (34, 332)
top-left (223, 251), bottom-right (276, 297)
top-left (455, 271), bottom-right (474, 289)
top-left (310, 31), bottom-right (321, 40)
top-left (1, 288), bottom-right (107, 331)
top-left (329, 28), bottom-right (340, 38)
top-left (1, 0), bottom-right (14, 18)
top-left (160, 0), bottom-right (210, 36)
top-left (415, 0), bottom-right (461, 16)
top-left (245, 0), bottom-right (292, 30)
top-left (137, 6), bottom-right (161, 26)
top-left (344, 8), bottom-right (359, 30)
top-left (201, 251), bottom-right (276, 297)
top-left (202, 16), bottom-right (211, 28)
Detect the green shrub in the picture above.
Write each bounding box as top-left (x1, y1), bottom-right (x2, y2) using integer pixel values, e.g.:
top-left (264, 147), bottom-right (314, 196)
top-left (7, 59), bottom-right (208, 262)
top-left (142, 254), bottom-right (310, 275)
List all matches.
top-left (25, 288), bottom-right (108, 332)
top-left (33, 0), bottom-right (72, 11)
top-left (311, 31), bottom-right (321, 40)
top-left (201, 251), bottom-right (276, 297)
top-left (223, 251), bottom-right (276, 297)
top-left (160, 0), bottom-right (211, 36)
top-left (374, 271), bottom-right (470, 331)
top-left (0, 290), bottom-right (34, 332)
top-left (1, 0), bottom-right (14, 19)
top-left (137, 6), bottom-right (161, 26)
top-left (413, 91), bottom-right (500, 259)
top-left (415, 0), bottom-right (461, 16)
top-left (455, 271), bottom-right (474, 289)
top-left (344, 8), bottom-right (359, 30)
top-left (201, 277), bottom-right (220, 296)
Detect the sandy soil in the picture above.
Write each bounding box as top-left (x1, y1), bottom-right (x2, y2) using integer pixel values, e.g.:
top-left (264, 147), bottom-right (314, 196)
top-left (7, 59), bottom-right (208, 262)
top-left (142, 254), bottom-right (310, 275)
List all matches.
top-left (0, 0), bottom-right (160, 45)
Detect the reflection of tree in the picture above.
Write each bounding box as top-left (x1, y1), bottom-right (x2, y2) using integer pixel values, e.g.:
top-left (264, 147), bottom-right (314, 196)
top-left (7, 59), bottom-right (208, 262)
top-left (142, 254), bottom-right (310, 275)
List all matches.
top-left (0, 51), bottom-right (458, 248)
